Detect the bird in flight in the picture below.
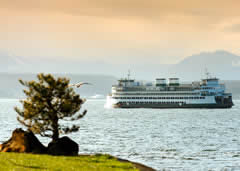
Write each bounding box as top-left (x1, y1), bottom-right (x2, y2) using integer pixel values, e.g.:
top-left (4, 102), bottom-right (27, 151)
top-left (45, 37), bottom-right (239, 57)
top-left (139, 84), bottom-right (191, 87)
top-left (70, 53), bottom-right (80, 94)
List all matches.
top-left (69, 82), bottom-right (92, 88)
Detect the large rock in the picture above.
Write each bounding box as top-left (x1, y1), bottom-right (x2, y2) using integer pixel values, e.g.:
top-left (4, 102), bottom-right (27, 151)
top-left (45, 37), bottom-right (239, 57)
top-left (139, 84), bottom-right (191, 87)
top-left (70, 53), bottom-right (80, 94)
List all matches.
top-left (0, 128), bottom-right (47, 153)
top-left (47, 137), bottom-right (79, 156)
top-left (47, 136), bottom-right (79, 156)
top-left (0, 129), bottom-right (79, 156)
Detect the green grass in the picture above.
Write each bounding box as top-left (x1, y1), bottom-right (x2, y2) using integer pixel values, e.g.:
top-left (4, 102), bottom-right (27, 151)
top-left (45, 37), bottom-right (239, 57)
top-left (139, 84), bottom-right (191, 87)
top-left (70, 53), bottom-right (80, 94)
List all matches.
top-left (0, 153), bottom-right (139, 171)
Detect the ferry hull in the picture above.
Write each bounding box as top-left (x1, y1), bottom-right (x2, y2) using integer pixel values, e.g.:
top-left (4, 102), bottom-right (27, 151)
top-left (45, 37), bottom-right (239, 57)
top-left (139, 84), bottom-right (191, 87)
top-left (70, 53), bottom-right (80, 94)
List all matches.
top-left (112, 103), bottom-right (233, 109)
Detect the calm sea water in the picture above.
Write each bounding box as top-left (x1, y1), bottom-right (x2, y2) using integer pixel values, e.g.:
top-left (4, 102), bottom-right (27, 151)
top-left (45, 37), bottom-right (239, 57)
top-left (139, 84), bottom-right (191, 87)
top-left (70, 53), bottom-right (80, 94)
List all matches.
top-left (1, 99), bottom-right (240, 171)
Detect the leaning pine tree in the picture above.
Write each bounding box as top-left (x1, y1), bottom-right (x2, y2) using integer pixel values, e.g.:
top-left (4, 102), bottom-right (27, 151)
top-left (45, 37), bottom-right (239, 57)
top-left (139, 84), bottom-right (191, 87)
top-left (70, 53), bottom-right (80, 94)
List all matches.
top-left (15, 73), bottom-right (87, 142)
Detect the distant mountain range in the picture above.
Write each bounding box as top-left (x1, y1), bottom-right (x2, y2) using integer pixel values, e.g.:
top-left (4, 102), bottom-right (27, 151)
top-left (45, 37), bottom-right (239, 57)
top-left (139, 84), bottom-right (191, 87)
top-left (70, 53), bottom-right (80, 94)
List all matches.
top-left (1, 50), bottom-right (240, 99)
top-left (168, 50), bottom-right (240, 80)
top-left (0, 51), bottom-right (25, 72)
top-left (0, 73), bottom-right (239, 99)
top-left (0, 73), bottom-right (117, 99)
top-left (1, 50), bottom-right (240, 80)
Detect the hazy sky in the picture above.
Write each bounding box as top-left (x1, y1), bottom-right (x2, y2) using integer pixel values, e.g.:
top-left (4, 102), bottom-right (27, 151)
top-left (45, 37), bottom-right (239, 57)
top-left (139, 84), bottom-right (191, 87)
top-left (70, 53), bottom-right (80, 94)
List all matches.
top-left (1, 0), bottom-right (240, 65)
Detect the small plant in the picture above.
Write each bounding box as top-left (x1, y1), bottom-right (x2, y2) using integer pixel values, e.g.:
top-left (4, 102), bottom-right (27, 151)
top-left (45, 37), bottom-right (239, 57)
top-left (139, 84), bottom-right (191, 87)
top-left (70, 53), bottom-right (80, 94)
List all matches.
top-left (15, 73), bottom-right (87, 141)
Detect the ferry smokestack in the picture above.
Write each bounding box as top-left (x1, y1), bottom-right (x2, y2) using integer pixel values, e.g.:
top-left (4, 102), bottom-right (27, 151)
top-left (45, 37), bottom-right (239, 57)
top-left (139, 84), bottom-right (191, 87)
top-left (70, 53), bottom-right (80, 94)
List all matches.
top-left (168, 78), bottom-right (179, 86)
top-left (156, 78), bottom-right (166, 86)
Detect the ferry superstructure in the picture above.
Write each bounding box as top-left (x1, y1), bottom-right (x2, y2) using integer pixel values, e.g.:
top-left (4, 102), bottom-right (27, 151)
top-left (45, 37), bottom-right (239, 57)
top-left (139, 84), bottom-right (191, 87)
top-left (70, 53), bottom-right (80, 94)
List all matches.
top-left (105, 75), bottom-right (233, 108)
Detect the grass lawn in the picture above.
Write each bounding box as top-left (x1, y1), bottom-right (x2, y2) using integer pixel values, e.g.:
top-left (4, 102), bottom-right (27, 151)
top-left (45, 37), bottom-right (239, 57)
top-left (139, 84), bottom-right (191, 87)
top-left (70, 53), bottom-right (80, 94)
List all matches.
top-left (0, 153), bottom-right (139, 171)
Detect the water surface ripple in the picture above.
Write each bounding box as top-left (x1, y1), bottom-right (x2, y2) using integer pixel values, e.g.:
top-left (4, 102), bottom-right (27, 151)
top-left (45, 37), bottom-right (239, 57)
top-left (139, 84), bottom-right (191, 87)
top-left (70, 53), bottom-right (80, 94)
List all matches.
top-left (0, 99), bottom-right (240, 170)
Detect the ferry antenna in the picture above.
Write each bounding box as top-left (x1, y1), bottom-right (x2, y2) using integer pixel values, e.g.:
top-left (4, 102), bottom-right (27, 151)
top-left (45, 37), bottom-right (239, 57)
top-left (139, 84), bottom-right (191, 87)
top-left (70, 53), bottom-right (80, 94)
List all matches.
top-left (128, 70), bottom-right (131, 80)
top-left (205, 68), bottom-right (210, 79)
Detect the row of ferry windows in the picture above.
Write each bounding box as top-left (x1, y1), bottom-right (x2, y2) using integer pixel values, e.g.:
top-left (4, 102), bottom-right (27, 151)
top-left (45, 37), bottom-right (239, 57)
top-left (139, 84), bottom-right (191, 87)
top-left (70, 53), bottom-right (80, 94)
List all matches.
top-left (119, 101), bottom-right (185, 104)
top-left (114, 93), bottom-right (199, 96)
top-left (202, 87), bottom-right (215, 90)
top-left (114, 97), bottom-right (205, 100)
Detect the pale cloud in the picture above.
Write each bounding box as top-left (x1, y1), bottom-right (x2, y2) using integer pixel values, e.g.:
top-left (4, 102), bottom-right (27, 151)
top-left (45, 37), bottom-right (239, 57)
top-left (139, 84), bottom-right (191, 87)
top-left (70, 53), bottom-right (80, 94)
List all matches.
top-left (1, 0), bottom-right (240, 64)
top-left (225, 23), bottom-right (240, 32)
top-left (2, 0), bottom-right (240, 21)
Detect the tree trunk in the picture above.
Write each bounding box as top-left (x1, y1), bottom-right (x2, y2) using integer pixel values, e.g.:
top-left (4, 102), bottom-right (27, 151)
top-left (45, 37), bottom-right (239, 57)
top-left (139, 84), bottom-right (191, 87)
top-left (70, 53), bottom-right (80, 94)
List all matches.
top-left (52, 129), bottom-right (59, 142)
top-left (52, 117), bottom-right (59, 142)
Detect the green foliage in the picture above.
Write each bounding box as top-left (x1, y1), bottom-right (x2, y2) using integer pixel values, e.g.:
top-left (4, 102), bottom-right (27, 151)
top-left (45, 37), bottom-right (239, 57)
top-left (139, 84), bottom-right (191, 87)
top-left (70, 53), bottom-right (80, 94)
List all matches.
top-left (0, 153), bottom-right (138, 171)
top-left (15, 73), bottom-right (87, 141)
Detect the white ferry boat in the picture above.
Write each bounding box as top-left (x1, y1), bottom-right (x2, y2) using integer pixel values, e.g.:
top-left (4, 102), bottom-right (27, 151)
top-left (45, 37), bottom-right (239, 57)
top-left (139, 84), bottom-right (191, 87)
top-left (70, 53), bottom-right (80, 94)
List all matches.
top-left (106, 73), bottom-right (233, 108)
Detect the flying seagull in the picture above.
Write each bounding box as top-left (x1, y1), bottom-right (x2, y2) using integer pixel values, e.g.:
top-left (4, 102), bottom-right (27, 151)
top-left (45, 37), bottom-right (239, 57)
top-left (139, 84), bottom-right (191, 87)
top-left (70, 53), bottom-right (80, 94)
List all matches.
top-left (69, 82), bottom-right (92, 88)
